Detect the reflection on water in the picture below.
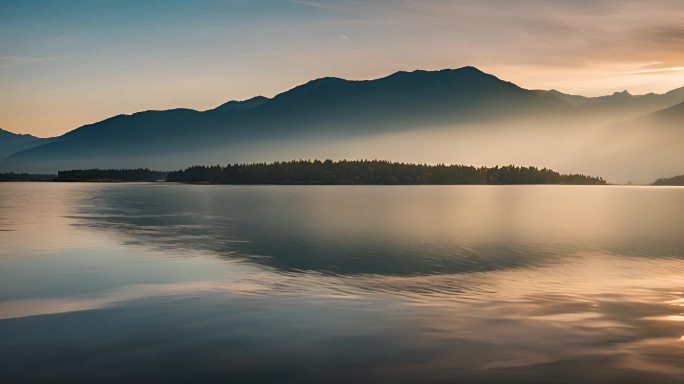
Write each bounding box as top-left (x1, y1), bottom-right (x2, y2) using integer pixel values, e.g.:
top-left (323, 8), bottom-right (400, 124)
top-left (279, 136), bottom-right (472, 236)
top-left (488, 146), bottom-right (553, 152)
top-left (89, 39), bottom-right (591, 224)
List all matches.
top-left (1, 183), bottom-right (683, 383)
top-left (64, 184), bottom-right (684, 274)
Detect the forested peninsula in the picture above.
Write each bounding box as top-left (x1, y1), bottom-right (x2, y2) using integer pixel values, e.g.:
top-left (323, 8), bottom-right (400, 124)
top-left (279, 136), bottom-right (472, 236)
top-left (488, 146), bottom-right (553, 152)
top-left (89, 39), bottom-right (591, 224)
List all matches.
top-left (166, 160), bottom-right (606, 185)
top-left (1, 161), bottom-right (608, 184)
top-left (652, 174), bottom-right (684, 186)
top-left (55, 168), bottom-right (166, 182)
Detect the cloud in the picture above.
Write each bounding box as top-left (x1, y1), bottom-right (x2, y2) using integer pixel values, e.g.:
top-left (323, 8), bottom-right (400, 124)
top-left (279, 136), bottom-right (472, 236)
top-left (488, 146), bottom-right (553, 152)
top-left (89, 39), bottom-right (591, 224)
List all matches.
top-left (625, 66), bottom-right (684, 75)
top-left (317, 0), bottom-right (684, 69)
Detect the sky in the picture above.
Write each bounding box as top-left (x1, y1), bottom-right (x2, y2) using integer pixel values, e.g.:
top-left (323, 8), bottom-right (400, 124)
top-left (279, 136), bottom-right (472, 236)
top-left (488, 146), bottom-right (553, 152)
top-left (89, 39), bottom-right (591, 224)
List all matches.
top-left (1, 0), bottom-right (683, 137)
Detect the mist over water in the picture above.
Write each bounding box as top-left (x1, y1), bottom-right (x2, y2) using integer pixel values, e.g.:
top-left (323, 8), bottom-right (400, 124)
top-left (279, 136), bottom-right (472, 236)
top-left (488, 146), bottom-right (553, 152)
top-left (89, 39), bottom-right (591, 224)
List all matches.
top-left (1, 183), bottom-right (684, 383)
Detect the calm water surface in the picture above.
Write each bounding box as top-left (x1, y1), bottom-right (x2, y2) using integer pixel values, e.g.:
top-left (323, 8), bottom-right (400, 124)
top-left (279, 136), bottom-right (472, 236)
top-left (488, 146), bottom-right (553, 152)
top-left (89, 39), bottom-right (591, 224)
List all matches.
top-left (1, 183), bottom-right (683, 383)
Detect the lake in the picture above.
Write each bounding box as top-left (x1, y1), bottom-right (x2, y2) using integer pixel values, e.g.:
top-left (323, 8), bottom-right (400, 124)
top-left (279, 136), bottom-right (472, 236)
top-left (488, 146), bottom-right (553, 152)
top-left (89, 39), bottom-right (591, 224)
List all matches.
top-left (1, 183), bottom-right (683, 383)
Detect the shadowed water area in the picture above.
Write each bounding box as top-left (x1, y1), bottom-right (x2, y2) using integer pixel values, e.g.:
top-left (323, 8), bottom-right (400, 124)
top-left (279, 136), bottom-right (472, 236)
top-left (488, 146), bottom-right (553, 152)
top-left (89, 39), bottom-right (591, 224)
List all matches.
top-left (1, 183), bottom-right (683, 383)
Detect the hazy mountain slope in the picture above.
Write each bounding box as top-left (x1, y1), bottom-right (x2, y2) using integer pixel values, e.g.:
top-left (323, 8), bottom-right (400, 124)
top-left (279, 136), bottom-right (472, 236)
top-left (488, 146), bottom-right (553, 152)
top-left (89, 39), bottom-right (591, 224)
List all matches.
top-left (1, 67), bottom-right (571, 172)
top-left (573, 102), bottom-right (684, 184)
top-left (1, 109), bottom-right (204, 171)
top-left (649, 101), bottom-right (684, 120)
top-left (0, 129), bottom-right (53, 159)
top-left (536, 87), bottom-right (684, 117)
top-left (534, 89), bottom-right (592, 106)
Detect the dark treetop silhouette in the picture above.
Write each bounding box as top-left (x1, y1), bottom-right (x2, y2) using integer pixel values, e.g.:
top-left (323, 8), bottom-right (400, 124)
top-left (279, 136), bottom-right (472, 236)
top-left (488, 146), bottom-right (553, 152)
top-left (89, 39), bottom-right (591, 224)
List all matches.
top-left (166, 160), bottom-right (606, 185)
top-left (652, 174), bottom-right (684, 186)
top-left (56, 168), bottom-right (167, 182)
top-left (0, 172), bottom-right (55, 181)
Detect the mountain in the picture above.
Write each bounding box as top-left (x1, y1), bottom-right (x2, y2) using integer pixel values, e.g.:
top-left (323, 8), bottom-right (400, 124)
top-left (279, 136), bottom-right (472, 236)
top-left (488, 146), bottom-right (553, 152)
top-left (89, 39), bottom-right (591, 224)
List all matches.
top-left (0, 66), bottom-right (572, 172)
top-left (0, 129), bottom-right (53, 159)
top-left (1, 66), bottom-right (682, 183)
top-left (535, 87), bottom-right (684, 117)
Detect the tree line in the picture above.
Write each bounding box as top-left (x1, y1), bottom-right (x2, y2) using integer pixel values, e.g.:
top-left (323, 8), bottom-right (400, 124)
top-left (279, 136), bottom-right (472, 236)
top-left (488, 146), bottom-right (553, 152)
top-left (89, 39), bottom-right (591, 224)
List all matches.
top-left (0, 172), bottom-right (56, 181)
top-left (166, 160), bottom-right (606, 185)
top-left (55, 168), bottom-right (167, 182)
top-left (652, 174), bottom-right (684, 186)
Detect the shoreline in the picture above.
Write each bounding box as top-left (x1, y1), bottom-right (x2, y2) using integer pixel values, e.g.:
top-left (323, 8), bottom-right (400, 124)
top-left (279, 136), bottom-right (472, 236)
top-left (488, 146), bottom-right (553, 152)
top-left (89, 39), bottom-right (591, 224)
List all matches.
top-left (3, 180), bottom-right (678, 186)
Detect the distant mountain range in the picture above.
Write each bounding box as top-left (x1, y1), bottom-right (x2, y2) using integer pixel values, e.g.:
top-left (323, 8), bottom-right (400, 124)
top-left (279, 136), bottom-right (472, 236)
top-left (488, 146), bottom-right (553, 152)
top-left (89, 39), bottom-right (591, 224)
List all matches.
top-left (1, 66), bottom-right (682, 183)
top-left (536, 88), bottom-right (684, 111)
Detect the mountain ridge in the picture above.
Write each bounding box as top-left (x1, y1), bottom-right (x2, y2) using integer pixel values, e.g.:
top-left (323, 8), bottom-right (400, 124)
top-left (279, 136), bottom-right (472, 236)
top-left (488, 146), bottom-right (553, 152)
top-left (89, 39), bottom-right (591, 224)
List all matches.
top-left (3, 66), bottom-right (568, 166)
